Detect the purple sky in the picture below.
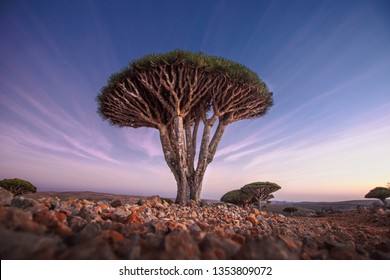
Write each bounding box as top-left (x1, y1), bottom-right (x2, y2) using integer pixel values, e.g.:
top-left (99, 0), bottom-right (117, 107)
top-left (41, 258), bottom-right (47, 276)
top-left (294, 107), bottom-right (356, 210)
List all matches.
top-left (1, 0), bottom-right (389, 201)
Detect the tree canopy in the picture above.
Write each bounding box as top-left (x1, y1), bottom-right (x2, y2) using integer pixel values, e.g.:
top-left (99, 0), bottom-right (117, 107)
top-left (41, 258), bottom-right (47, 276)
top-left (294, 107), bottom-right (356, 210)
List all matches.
top-left (97, 50), bottom-right (273, 204)
top-left (241, 181), bottom-right (281, 209)
top-left (220, 181), bottom-right (280, 209)
top-left (365, 186), bottom-right (390, 208)
top-left (220, 189), bottom-right (252, 206)
top-left (0, 178), bottom-right (37, 196)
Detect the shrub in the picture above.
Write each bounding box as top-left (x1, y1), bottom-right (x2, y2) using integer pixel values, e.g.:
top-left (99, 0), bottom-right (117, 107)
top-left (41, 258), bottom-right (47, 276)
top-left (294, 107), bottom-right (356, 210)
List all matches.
top-left (283, 207), bottom-right (298, 216)
top-left (0, 178), bottom-right (37, 196)
top-left (220, 189), bottom-right (252, 207)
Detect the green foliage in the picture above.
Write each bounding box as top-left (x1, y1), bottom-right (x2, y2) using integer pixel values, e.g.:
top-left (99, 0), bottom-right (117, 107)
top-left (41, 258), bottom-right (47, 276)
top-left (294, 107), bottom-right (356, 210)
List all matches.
top-left (283, 207), bottom-right (298, 215)
top-left (241, 181), bottom-right (281, 209)
top-left (129, 49), bottom-right (263, 86)
top-left (0, 178), bottom-right (37, 196)
top-left (220, 189), bottom-right (252, 206)
top-left (365, 187), bottom-right (390, 200)
top-left (221, 182), bottom-right (280, 208)
top-left (365, 186), bottom-right (390, 207)
top-left (99, 50), bottom-right (269, 107)
top-left (241, 181), bottom-right (281, 192)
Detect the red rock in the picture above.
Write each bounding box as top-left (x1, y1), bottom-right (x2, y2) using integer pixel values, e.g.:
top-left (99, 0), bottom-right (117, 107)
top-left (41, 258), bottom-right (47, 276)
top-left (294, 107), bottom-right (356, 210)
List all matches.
top-left (197, 221), bottom-right (210, 231)
top-left (33, 209), bottom-right (72, 237)
top-left (78, 205), bottom-right (99, 221)
top-left (231, 234), bottom-right (246, 245)
top-left (11, 197), bottom-right (39, 209)
top-left (0, 187), bottom-right (13, 206)
top-left (54, 211), bottom-right (68, 223)
top-left (0, 226), bottom-right (64, 259)
top-left (99, 229), bottom-right (124, 243)
top-left (125, 212), bottom-right (142, 224)
top-left (97, 201), bottom-right (111, 211)
top-left (233, 236), bottom-right (300, 259)
top-left (200, 234), bottom-right (241, 259)
top-left (68, 215), bottom-right (87, 232)
top-left (59, 239), bottom-right (117, 260)
top-left (246, 214), bottom-right (259, 225)
top-left (0, 206), bottom-right (45, 234)
top-left (110, 199), bottom-right (123, 207)
top-left (149, 220), bottom-right (168, 234)
top-left (163, 231), bottom-right (200, 259)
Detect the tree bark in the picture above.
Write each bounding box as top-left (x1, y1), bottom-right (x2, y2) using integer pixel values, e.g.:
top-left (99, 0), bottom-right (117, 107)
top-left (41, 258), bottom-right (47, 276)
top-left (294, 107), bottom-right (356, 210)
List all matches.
top-left (173, 116), bottom-right (189, 204)
top-left (257, 198), bottom-right (262, 210)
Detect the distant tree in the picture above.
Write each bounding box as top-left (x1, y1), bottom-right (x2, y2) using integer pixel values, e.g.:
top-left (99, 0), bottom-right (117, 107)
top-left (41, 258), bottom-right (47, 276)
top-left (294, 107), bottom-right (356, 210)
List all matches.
top-left (0, 178), bottom-right (37, 196)
top-left (97, 50), bottom-right (273, 204)
top-left (220, 189), bottom-right (252, 207)
top-left (364, 186), bottom-right (390, 208)
top-left (241, 181), bottom-right (281, 210)
top-left (283, 207), bottom-right (298, 216)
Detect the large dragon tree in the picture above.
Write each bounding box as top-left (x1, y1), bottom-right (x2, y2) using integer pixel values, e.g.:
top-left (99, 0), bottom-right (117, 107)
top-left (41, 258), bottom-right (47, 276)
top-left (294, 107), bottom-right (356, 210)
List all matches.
top-left (97, 50), bottom-right (273, 204)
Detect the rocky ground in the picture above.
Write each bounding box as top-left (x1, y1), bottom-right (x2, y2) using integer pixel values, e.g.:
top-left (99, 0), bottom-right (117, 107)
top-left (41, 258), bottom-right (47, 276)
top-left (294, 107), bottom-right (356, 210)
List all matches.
top-left (0, 188), bottom-right (389, 260)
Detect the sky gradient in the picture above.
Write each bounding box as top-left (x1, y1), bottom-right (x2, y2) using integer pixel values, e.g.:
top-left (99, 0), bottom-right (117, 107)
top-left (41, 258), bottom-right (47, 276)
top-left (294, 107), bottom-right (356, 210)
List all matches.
top-left (1, 0), bottom-right (389, 201)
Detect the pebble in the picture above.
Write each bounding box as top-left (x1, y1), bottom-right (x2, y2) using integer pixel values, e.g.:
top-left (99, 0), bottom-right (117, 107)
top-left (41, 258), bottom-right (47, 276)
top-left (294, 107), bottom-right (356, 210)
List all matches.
top-left (0, 187), bottom-right (13, 206)
top-left (0, 194), bottom-right (389, 260)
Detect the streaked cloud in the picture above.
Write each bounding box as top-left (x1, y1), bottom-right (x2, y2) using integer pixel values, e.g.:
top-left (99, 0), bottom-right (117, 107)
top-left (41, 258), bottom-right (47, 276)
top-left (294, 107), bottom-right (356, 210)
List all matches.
top-left (1, 0), bottom-right (389, 201)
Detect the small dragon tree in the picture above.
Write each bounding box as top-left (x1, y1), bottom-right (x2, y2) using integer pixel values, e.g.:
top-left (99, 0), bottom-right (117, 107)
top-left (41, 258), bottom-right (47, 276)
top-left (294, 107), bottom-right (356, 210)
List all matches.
top-left (220, 189), bottom-right (252, 207)
top-left (0, 178), bottom-right (37, 196)
top-left (365, 186), bottom-right (390, 208)
top-left (241, 181), bottom-right (281, 210)
top-left (97, 50), bottom-right (273, 204)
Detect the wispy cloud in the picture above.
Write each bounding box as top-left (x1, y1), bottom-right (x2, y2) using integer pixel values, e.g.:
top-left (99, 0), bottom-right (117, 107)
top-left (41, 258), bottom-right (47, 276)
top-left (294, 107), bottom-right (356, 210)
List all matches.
top-left (123, 128), bottom-right (163, 158)
top-left (215, 135), bottom-right (257, 159)
top-left (0, 83), bottom-right (118, 164)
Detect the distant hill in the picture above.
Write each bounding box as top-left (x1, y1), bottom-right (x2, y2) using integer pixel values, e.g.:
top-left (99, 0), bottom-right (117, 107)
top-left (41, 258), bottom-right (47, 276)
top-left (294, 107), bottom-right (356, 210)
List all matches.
top-left (24, 191), bottom-right (384, 211)
top-left (24, 191), bottom-right (149, 203)
top-left (272, 200), bottom-right (380, 211)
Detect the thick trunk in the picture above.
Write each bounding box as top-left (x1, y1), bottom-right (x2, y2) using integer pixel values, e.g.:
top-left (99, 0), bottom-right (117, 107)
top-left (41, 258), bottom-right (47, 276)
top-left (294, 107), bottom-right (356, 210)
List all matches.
top-left (159, 116), bottom-right (226, 204)
top-left (191, 119), bottom-right (213, 202)
top-left (159, 124), bottom-right (188, 204)
top-left (190, 171), bottom-right (205, 202)
top-left (173, 116), bottom-right (189, 204)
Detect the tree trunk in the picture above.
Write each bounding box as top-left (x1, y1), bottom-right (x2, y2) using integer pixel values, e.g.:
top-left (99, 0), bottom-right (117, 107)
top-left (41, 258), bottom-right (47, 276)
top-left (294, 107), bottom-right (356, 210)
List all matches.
top-left (190, 171), bottom-right (205, 202)
top-left (159, 124), bottom-right (188, 204)
top-left (159, 116), bottom-right (226, 204)
top-left (257, 199), bottom-right (262, 210)
top-left (173, 116), bottom-right (190, 204)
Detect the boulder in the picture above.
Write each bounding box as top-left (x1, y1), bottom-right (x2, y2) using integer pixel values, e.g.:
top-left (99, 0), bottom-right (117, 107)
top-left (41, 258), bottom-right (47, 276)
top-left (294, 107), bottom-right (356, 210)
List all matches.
top-left (0, 187), bottom-right (13, 206)
top-left (11, 196), bottom-right (39, 209)
top-left (0, 226), bottom-right (64, 259)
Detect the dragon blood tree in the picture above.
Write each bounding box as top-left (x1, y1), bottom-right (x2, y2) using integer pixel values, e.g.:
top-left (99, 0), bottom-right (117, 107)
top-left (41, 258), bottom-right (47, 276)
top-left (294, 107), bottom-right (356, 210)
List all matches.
top-left (97, 50), bottom-right (273, 204)
top-left (365, 186), bottom-right (390, 208)
top-left (241, 181), bottom-right (281, 210)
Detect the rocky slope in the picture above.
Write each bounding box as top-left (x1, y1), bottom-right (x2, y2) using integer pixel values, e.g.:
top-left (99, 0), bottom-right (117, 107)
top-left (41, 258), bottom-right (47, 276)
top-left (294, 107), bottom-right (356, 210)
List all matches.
top-left (0, 188), bottom-right (389, 259)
